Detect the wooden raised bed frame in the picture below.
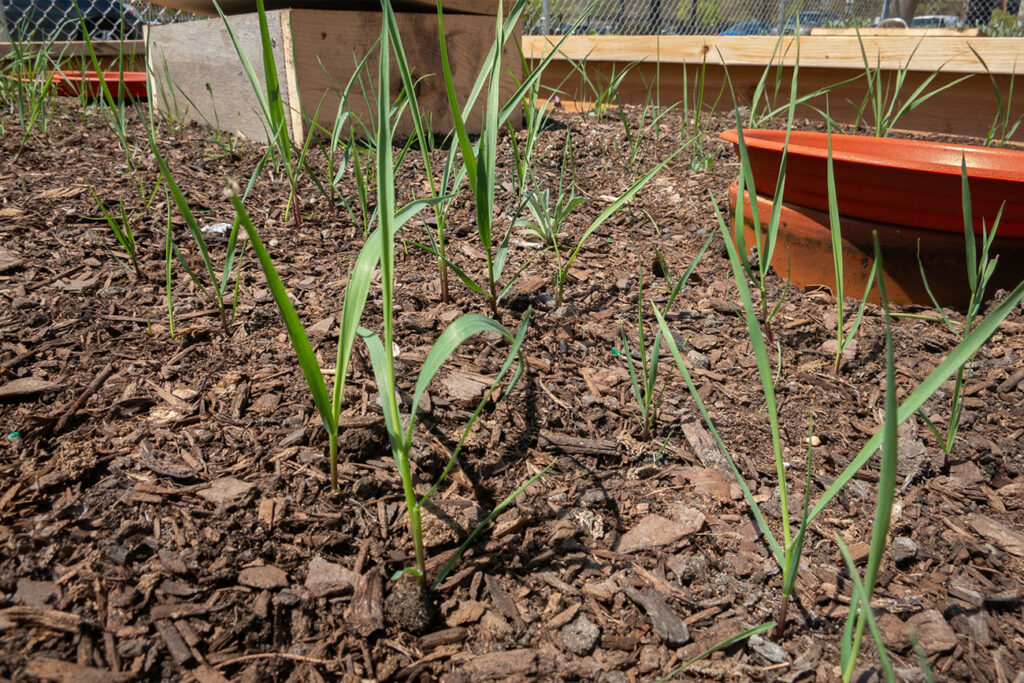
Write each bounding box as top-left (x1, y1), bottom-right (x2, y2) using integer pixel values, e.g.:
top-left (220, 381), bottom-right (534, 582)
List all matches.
top-left (8, 29), bottom-right (1022, 142)
top-left (145, 5), bottom-right (520, 145)
top-left (523, 34), bottom-right (1024, 141)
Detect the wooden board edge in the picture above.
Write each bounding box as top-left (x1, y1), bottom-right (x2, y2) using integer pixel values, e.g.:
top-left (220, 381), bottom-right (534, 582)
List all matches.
top-left (522, 34), bottom-right (1024, 75)
top-left (809, 27), bottom-right (985, 37)
top-left (1, 39), bottom-right (145, 58)
top-left (280, 10), bottom-right (305, 146)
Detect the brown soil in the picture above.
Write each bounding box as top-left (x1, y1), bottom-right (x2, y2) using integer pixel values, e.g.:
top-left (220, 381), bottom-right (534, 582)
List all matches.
top-left (1, 101), bottom-right (1023, 682)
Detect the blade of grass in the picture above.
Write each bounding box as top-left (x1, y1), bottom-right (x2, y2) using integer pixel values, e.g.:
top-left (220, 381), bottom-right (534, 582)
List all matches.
top-left (841, 234), bottom-right (899, 681)
top-left (836, 536), bottom-right (895, 682)
top-left (806, 275), bottom-right (1024, 528)
top-left (657, 621), bottom-right (776, 682)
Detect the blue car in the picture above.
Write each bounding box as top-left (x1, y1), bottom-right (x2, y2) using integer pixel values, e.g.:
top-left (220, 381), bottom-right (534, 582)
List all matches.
top-left (719, 20), bottom-right (773, 35)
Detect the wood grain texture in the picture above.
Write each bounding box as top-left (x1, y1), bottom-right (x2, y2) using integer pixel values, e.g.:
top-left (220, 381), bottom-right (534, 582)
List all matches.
top-left (146, 15), bottom-right (292, 145)
top-left (809, 27), bottom-right (984, 37)
top-left (147, 9), bottom-right (521, 145)
top-left (287, 8), bottom-right (521, 142)
top-left (143, 0), bottom-right (499, 18)
top-left (536, 59), bottom-right (1024, 141)
top-left (523, 35), bottom-right (1024, 75)
top-left (1, 39), bottom-right (146, 69)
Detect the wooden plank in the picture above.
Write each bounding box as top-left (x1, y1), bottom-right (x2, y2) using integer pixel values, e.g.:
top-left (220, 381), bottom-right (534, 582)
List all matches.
top-left (147, 9), bottom-right (519, 145)
top-left (146, 15), bottom-right (292, 143)
top-left (536, 59), bottom-right (1024, 142)
top-left (1, 39), bottom-right (144, 59)
top-left (144, 0), bottom-right (497, 18)
top-left (810, 27), bottom-right (984, 37)
top-left (523, 35), bottom-right (1024, 75)
top-left (286, 8), bottom-right (520, 142)
top-left (391, 0), bottom-right (501, 15)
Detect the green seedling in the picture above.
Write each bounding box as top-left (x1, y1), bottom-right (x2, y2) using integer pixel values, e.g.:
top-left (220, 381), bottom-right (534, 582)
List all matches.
top-left (836, 234), bottom-right (897, 683)
top-left (618, 238), bottom-right (709, 441)
top-left (146, 53), bottom-right (191, 137)
top-left (969, 46), bottom-right (1023, 148)
top-left (614, 74), bottom-right (678, 182)
top-left (436, 0), bottom-right (520, 314)
top-left (746, 35), bottom-right (856, 129)
top-left (378, 10), bottom-right (456, 300)
top-left (722, 48), bottom-right (802, 346)
top-left (348, 137), bottom-right (376, 231)
top-left (564, 52), bottom-right (637, 120)
top-left (228, 6), bottom-right (540, 590)
top-left (73, 0), bottom-right (137, 163)
top-left (214, 0), bottom-right (310, 227)
top-left (552, 145), bottom-right (683, 309)
top-left (90, 187), bottom-right (142, 280)
top-left (652, 129), bottom-right (1024, 638)
top-left (431, 0), bottom-right (585, 313)
top-left (164, 196), bottom-right (175, 337)
top-left (153, 71), bottom-right (240, 155)
top-left (148, 119), bottom-right (269, 334)
top-left (657, 621), bottom-right (776, 682)
top-left (313, 50), bottom-right (372, 212)
top-left (515, 130), bottom-right (587, 248)
top-left (680, 51), bottom-right (725, 173)
top-left (824, 112), bottom-right (876, 374)
top-left (911, 631), bottom-right (937, 682)
top-left (2, 25), bottom-right (63, 153)
top-left (916, 158), bottom-right (1003, 468)
top-left (506, 42), bottom-right (572, 203)
top-left (371, 0), bottom-right (540, 587)
top-left (853, 31), bottom-right (971, 138)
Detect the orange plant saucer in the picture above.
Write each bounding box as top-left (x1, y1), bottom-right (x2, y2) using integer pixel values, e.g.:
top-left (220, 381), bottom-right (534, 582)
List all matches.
top-left (720, 129), bottom-right (1024, 239)
top-left (728, 181), bottom-right (1024, 308)
top-left (51, 71), bottom-right (148, 100)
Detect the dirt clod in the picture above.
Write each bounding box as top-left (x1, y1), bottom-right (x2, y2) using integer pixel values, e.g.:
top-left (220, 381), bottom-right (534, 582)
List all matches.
top-left (385, 574), bottom-right (435, 635)
top-left (561, 614), bottom-right (601, 655)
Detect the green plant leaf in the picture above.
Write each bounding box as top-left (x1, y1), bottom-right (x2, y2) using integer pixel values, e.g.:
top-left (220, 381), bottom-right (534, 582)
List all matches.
top-left (808, 275), bottom-right (1024, 526)
top-left (836, 535), bottom-right (895, 682)
top-left (559, 146), bottom-right (684, 299)
top-left (432, 458), bottom-right (553, 589)
top-left (652, 304), bottom-right (782, 563)
top-left (657, 621), bottom-right (776, 681)
top-left (409, 313), bottom-right (517, 438)
top-left (227, 187), bottom-right (334, 439)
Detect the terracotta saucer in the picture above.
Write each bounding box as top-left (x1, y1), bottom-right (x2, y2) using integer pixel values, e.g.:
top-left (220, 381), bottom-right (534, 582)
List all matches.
top-left (720, 129), bottom-right (1024, 239)
top-left (52, 71), bottom-right (148, 100)
top-left (728, 181), bottom-right (1024, 308)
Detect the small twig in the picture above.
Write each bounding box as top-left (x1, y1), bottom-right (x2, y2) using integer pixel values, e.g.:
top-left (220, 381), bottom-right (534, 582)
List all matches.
top-left (1, 340), bottom-right (59, 372)
top-left (27, 263), bottom-right (86, 292)
top-left (536, 378), bottom-right (571, 411)
top-left (212, 652), bottom-right (337, 669)
top-left (54, 364), bottom-right (114, 434)
top-left (539, 430), bottom-right (619, 458)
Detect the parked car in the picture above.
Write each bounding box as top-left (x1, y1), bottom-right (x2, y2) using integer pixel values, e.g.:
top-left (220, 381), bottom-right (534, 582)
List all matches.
top-left (719, 20), bottom-right (774, 35)
top-left (911, 14), bottom-right (961, 28)
top-left (1, 0), bottom-right (144, 41)
top-left (782, 10), bottom-right (844, 33)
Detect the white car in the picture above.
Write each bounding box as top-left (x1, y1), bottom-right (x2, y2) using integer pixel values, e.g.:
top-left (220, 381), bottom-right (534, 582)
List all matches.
top-left (911, 14), bottom-right (961, 28)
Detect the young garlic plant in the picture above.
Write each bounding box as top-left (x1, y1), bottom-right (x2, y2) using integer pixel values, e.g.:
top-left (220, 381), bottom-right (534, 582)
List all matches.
top-left (227, 1), bottom-right (543, 588)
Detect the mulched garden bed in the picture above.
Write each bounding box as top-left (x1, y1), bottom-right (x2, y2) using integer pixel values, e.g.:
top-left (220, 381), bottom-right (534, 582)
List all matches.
top-left (1, 101), bottom-right (1023, 682)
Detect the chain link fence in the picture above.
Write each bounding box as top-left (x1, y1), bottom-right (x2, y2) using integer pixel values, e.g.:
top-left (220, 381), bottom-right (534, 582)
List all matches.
top-left (520, 0), bottom-right (1017, 34)
top-left (1, 0), bottom-right (192, 42)
top-left (4, 0), bottom-right (1019, 43)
